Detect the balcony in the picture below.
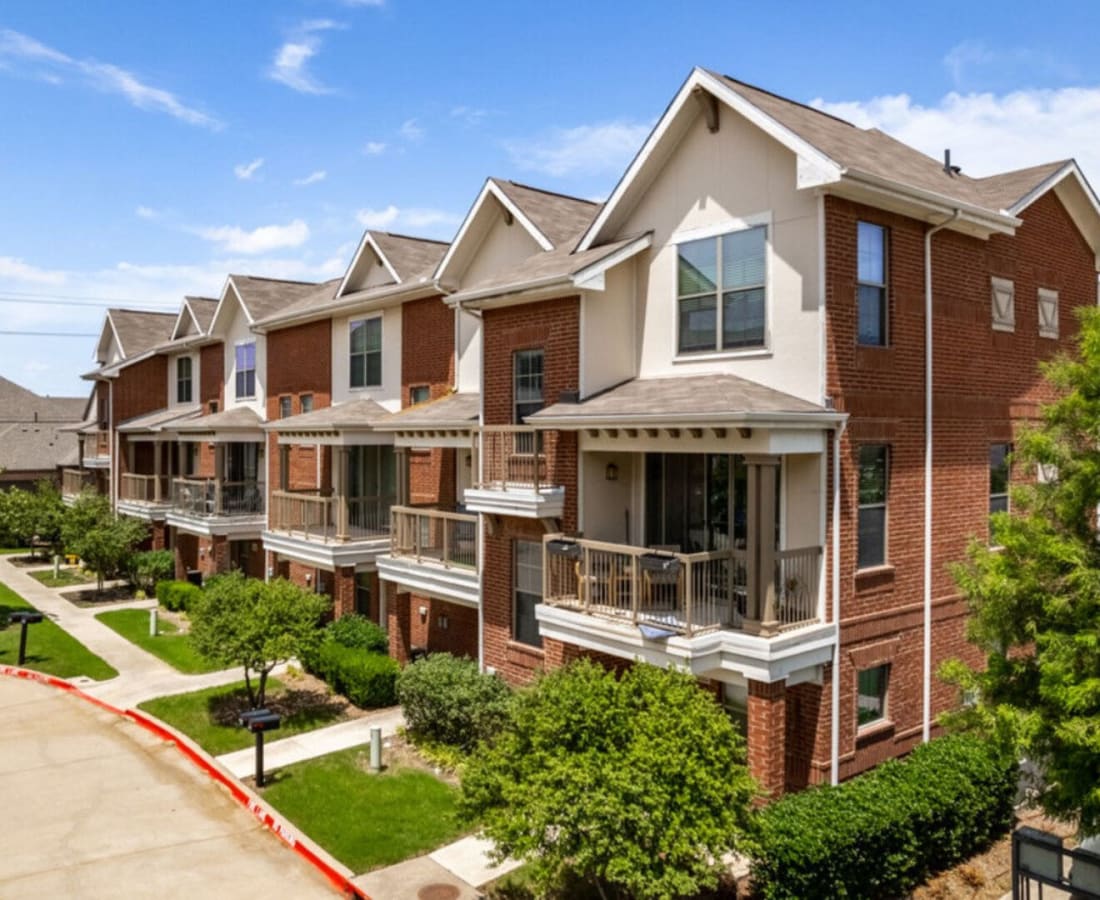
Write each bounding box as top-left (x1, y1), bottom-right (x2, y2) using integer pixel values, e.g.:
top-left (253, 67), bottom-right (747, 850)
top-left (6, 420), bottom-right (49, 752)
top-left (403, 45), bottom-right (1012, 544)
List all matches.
top-left (82, 430), bottom-right (111, 468)
top-left (120, 474), bottom-right (169, 504)
top-left (463, 426), bottom-right (566, 519)
top-left (170, 478), bottom-right (265, 518)
top-left (377, 506), bottom-right (479, 606)
top-left (537, 535), bottom-right (834, 683)
top-left (61, 468), bottom-right (97, 500)
top-left (268, 490), bottom-right (392, 543)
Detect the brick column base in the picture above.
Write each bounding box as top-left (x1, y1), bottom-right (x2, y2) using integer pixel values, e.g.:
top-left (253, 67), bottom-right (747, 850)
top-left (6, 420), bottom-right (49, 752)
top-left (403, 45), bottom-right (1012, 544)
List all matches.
top-left (387, 586), bottom-right (411, 663)
top-left (333, 566), bottom-right (356, 618)
top-left (747, 678), bottom-right (787, 800)
top-left (150, 521), bottom-right (166, 551)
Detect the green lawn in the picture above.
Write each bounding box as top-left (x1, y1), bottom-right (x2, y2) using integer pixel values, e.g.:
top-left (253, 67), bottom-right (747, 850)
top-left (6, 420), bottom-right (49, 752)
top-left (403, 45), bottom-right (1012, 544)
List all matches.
top-left (261, 748), bottom-right (465, 872)
top-left (30, 568), bottom-right (94, 588)
top-left (138, 678), bottom-right (349, 754)
top-left (0, 582), bottom-right (118, 680)
top-left (95, 609), bottom-right (220, 674)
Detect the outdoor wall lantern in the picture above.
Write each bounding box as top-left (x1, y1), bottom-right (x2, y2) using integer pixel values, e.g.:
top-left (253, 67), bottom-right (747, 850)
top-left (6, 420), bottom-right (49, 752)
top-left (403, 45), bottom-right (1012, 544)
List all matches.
top-left (605, 462), bottom-right (619, 482)
top-left (9, 610), bottom-right (44, 666)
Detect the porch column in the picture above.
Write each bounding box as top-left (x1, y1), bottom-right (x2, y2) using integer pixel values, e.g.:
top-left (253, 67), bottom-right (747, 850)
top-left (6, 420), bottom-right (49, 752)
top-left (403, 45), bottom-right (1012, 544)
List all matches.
top-left (747, 679), bottom-right (788, 799)
top-left (153, 440), bottom-right (162, 501)
top-left (279, 445), bottom-right (289, 491)
top-left (744, 454), bottom-right (781, 637)
top-left (395, 447), bottom-right (410, 506)
top-left (335, 446), bottom-right (349, 540)
top-left (214, 443), bottom-right (225, 513)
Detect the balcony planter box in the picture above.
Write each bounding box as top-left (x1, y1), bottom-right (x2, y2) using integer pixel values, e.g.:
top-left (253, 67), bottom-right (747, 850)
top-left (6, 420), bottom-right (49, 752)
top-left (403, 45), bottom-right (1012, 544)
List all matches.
top-left (639, 552), bottom-right (681, 575)
top-left (546, 539), bottom-right (583, 561)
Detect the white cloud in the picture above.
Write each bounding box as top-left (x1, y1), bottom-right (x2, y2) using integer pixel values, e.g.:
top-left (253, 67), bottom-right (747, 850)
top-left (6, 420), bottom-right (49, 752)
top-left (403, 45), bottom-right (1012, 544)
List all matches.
top-left (810, 85), bottom-right (1100, 180)
top-left (506, 120), bottom-right (652, 177)
top-left (23, 360), bottom-right (49, 374)
top-left (135, 206), bottom-right (159, 220)
top-left (268, 20), bottom-right (342, 95)
top-left (451, 105), bottom-right (489, 126)
top-left (192, 220), bottom-right (311, 254)
top-left (399, 118), bottom-right (424, 142)
top-left (942, 39), bottom-right (1079, 89)
top-left (293, 169), bottom-right (327, 186)
top-left (233, 157), bottom-right (265, 180)
top-left (0, 256), bottom-right (67, 285)
top-left (362, 140), bottom-right (387, 156)
top-left (355, 206), bottom-right (460, 231)
top-left (0, 28), bottom-right (220, 128)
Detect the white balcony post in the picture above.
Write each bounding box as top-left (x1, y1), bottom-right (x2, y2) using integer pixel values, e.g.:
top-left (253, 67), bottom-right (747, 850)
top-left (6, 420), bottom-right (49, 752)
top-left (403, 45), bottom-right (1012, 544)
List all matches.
top-left (335, 446), bottom-right (349, 541)
top-left (745, 454), bottom-right (781, 637)
top-left (153, 441), bottom-right (162, 501)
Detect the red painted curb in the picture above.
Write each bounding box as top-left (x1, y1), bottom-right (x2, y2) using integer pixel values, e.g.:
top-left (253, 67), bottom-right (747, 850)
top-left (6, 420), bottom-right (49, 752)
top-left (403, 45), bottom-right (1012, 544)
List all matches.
top-left (0, 666), bottom-right (369, 900)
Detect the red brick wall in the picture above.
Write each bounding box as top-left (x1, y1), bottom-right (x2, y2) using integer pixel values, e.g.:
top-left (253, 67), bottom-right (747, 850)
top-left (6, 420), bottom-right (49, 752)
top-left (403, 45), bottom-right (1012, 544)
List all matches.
top-left (819, 190), bottom-right (1096, 780)
top-left (387, 589), bottom-right (478, 662)
top-left (401, 294), bottom-right (454, 403)
top-left (199, 344), bottom-right (224, 412)
top-left (747, 680), bottom-right (787, 799)
top-left (113, 356), bottom-right (168, 422)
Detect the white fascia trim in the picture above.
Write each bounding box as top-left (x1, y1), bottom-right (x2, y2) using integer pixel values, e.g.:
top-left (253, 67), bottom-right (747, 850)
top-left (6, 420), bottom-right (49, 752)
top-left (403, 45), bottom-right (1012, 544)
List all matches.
top-left (671, 211), bottom-right (772, 246)
top-left (842, 169), bottom-right (1019, 234)
top-left (577, 67), bottom-right (844, 252)
top-left (335, 231), bottom-right (402, 299)
top-left (262, 530), bottom-right (390, 569)
top-left (253, 281), bottom-right (439, 334)
top-left (435, 179), bottom-right (554, 286)
top-left (207, 276), bottom-right (239, 335)
top-left (529, 410), bottom-right (848, 429)
top-left (1008, 161), bottom-right (1099, 218)
top-left (106, 313), bottom-right (126, 360)
top-left (571, 233), bottom-right (653, 290)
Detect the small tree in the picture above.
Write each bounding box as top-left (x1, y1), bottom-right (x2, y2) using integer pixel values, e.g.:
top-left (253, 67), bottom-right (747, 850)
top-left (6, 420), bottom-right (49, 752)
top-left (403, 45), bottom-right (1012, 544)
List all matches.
top-left (946, 305), bottom-right (1100, 837)
top-left (61, 492), bottom-right (147, 595)
top-left (461, 660), bottom-right (756, 900)
top-left (189, 573), bottom-right (330, 708)
top-left (3, 481), bottom-right (64, 553)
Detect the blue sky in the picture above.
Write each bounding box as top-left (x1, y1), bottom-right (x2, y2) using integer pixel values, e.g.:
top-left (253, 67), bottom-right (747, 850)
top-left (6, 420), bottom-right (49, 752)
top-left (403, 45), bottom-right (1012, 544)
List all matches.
top-left (3, 0), bottom-right (1100, 398)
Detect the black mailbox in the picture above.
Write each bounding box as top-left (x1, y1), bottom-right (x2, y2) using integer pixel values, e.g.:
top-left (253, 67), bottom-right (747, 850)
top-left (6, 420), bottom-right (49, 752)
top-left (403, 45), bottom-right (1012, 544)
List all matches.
top-left (9, 611), bottom-right (44, 625)
top-left (237, 708), bottom-right (271, 728)
top-left (243, 713), bottom-right (281, 733)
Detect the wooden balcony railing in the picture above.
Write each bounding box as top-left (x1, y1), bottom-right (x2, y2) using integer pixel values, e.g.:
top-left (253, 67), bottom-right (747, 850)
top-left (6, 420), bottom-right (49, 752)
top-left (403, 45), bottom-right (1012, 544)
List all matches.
top-left (119, 473), bottom-right (169, 504)
top-left (81, 430), bottom-right (110, 460)
top-left (390, 505), bottom-right (477, 570)
top-left (476, 426), bottom-right (561, 492)
top-left (269, 489), bottom-right (393, 543)
top-left (171, 478), bottom-right (264, 517)
top-left (61, 468), bottom-right (96, 497)
top-left (543, 536), bottom-right (822, 637)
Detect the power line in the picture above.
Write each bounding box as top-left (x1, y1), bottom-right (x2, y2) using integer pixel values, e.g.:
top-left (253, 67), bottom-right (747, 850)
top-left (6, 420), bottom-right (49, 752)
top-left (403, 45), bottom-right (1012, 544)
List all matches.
top-left (0, 296), bottom-right (176, 312)
top-left (0, 330), bottom-right (99, 337)
top-left (0, 288), bottom-right (151, 304)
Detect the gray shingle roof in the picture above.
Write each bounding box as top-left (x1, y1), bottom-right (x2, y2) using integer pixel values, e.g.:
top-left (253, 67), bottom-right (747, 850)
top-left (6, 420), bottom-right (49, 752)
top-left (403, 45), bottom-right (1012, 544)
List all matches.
top-left (230, 276), bottom-right (340, 323)
top-left (0, 376), bottom-right (87, 424)
top-left (370, 232), bottom-right (449, 282)
top-left (265, 398), bottom-right (392, 432)
top-left (492, 179), bottom-right (600, 249)
top-left (530, 374), bottom-right (839, 425)
top-left (108, 309), bottom-right (177, 358)
top-left (172, 406), bottom-right (264, 433)
top-left (0, 422), bottom-right (79, 471)
top-left (117, 405), bottom-right (202, 433)
top-left (974, 160), bottom-right (1072, 212)
top-left (184, 297), bottom-right (219, 333)
top-left (375, 392), bottom-right (479, 431)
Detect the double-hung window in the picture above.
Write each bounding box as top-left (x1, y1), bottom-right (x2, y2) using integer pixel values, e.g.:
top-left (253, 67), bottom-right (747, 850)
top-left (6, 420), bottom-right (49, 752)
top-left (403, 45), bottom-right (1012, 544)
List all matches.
top-left (176, 356), bottom-right (193, 404)
top-left (677, 225), bottom-right (766, 353)
top-left (350, 317), bottom-right (382, 389)
top-left (990, 443), bottom-right (1010, 537)
top-left (235, 342), bottom-right (256, 399)
top-left (857, 222), bottom-right (888, 346)
top-left (858, 445), bottom-right (888, 569)
top-left (857, 665), bottom-right (889, 727)
top-left (300, 393), bottom-right (313, 414)
top-left (514, 539), bottom-right (543, 648)
top-left (410, 385), bottom-right (430, 406)
top-left (279, 396), bottom-right (292, 419)
top-left (514, 349), bottom-right (544, 455)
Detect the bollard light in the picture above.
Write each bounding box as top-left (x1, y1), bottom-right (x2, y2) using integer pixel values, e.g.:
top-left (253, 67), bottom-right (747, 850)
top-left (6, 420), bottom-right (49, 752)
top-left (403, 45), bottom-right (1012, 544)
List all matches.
top-left (149, 607), bottom-right (158, 637)
top-left (239, 708), bottom-right (281, 787)
top-left (369, 726), bottom-right (383, 773)
top-left (9, 610), bottom-right (44, 666)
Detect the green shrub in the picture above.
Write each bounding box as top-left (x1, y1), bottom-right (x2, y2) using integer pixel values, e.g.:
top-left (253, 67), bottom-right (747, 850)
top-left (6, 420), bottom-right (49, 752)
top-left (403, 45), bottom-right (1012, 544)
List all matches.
top-left (397, 653), bottom-right (513, 752)
top-left (130, 550), bottom-right (174, 593)
top-left (317, 643), bottom-right (398, 708)
top-left (751, 734), bottom-right (1017, 899)
top-left (155, 580), bottom-right (202, 612)
top-left (326, 614), bottom-right (388, 653)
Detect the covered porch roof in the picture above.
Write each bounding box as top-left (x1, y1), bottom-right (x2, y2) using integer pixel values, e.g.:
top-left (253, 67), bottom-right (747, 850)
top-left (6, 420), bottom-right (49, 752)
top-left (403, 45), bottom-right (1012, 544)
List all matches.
top-left (265, 398), bottom-right (395, 446)
top-left (375, 392), bottom-right (479, 447)
top-left (117, 405), bottom-right (202, 437)
top-left (170, 406), bottom-right (264, 442)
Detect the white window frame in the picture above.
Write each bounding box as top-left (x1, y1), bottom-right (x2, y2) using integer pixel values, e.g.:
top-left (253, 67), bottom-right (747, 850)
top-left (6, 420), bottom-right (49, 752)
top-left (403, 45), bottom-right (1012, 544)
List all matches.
top-left (857, 664), bottom-right (889, 729)
top-left (991, 277), bottom-right (1015, 333)
top-left (1038, 288), bottom-right (1059, 339)
top-left (856, 221), bottom-right (888, 346)
top-left (176, 355), bottom-right (193, 404)
top-left (513, 539), bottom-right (543, 648)
top-left (671, 212), bottom-right (772, 359)
top-left (234, 341), bottom-right (257, 399)
top-left (857, 444), bottom-right (888, 570)
top-left (349, 315), bottom-right (383, 390)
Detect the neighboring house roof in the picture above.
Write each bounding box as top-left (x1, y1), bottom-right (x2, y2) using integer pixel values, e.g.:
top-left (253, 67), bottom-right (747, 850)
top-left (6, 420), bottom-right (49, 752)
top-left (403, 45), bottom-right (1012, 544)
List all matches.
top-left (172, 406), bottom-right (264, 434)
top-left (0, 422), bottom-right (79, 472)
top-left (529, 373), bottom-right (844, 427)
top-left (264, 398), bottom-right (392, 433)
top-left (973, 160), bottom-right (1076, 212)
top-left (369, 231), bottom-right (449, 282)
top-left (375, 392), bottom-right (480, 431)
top-left (185, 297), bottom-right (219, 332)
top-left (491, 179), bottom-right (601, 249)
top-left (107, 309), bottom-right (177, 359)
top-left (0, 376), bottom-right (86, 424)
top-left (226, 276), bottom-right (339, 324)
top-left (116, 405), bottom-right (203, 434)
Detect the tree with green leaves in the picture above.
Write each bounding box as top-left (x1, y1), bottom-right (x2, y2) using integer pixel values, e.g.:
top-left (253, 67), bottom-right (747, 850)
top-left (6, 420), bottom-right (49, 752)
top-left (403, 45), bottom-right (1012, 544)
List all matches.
top-left (945, 305), bottom-right (1100, 837)
top-left (1, 480), bottom-right (65, 554)
top-left (60, 491), bottom-right (148, 595)
top-left (189, 573), bottom-right (330, 708)
top-left (460, 659), bottom-right (755, 900)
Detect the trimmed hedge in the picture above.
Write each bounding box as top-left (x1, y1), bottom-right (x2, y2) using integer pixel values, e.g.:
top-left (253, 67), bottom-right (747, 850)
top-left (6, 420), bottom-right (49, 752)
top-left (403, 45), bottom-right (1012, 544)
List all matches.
top-left (751, 734), bottom-right (1017, 899)
top-left (316, 643), bottom-right (398, 708)
top-left (130, 550), bottom-right (174, 593)
top-left (325, 614), bottom-right (388, 654)
top-left (396, 653), bottom-right (513, 751)
top-left (155, 580), bottom-right (202, 612)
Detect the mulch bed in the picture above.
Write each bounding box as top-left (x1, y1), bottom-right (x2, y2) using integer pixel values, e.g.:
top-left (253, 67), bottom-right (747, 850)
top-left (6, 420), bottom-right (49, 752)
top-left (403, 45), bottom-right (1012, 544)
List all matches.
top-left (208, 669), bottom-right (374, 727)
top-left (7, 554), bottom-right (56, 568)
top-left (60, 585), bottom-right (141, 608)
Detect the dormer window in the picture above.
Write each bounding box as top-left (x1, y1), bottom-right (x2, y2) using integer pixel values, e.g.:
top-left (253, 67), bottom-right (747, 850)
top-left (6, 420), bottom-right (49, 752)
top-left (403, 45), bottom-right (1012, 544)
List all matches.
top-left (235, 342), bottom-right (256, 399)
top-left (176, 357), bottom-right (193, 404)
top-left (677, 225), bottom-right (766, 354)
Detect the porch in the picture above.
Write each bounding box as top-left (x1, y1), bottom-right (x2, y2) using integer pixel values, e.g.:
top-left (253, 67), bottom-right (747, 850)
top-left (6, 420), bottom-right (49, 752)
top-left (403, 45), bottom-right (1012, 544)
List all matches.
top-left (61, 467), bottom-right (98, 500)
top-left (171, 477), bottom-right (265, 517)
top-left (268, 489), bottom-right (392, 543)
top-left (463, 425), bottom-right (566, 518)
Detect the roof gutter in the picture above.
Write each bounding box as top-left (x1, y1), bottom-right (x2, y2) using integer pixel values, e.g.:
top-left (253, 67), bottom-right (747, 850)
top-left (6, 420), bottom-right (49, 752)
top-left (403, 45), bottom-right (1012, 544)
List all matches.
top-left (923, 208), bottom-right (961, 746)
top-left (528, 409), bottom-right (849, 429)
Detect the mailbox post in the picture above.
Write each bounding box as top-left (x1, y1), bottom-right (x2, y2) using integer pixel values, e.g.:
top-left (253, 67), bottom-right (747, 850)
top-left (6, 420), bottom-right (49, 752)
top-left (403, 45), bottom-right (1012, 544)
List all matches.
top-left (9, 610), bottom-right (44, 665)
top-left (238, 708), bottom-right (281, 787)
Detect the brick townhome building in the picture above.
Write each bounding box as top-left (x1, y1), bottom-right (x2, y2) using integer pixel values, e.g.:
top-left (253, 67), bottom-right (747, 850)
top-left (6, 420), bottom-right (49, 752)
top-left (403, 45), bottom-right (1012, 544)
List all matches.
top-left (76, 67), bottom-right (1100, 796)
